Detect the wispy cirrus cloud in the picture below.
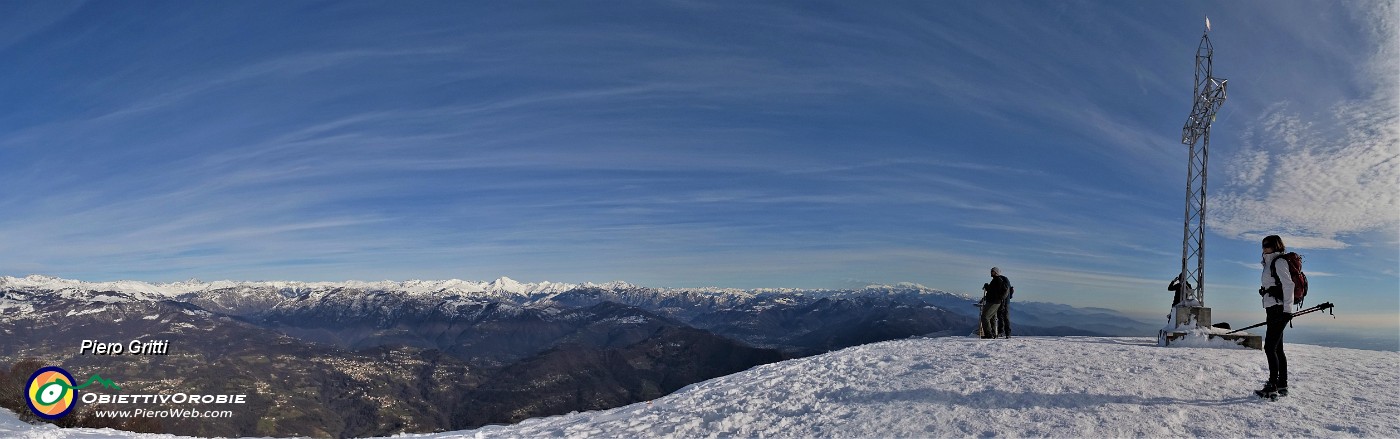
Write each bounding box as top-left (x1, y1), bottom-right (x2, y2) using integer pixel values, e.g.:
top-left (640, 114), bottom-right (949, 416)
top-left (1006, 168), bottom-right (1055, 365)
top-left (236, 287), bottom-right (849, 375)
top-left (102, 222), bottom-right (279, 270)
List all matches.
top-left (0, 1), bottom-right (83, 51)
top-left (1213, 102), bottom-right (1398, 249)
top-left (1213, 2), bottom-right (1398, 249)
top-left (0, 2), bottom-right (1392, 323)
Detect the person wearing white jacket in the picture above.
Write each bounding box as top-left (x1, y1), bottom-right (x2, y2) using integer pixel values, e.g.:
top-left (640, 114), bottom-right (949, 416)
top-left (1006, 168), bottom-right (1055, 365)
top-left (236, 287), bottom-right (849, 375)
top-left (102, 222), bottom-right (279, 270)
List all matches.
top-left (1257, 234), bottom-right (1295, 397)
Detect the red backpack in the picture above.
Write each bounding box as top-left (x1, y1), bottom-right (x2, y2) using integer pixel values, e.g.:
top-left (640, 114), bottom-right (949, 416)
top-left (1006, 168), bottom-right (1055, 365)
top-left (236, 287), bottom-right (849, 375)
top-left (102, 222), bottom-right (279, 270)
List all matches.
top-left (1269, 252), bottom-right (1309, 307)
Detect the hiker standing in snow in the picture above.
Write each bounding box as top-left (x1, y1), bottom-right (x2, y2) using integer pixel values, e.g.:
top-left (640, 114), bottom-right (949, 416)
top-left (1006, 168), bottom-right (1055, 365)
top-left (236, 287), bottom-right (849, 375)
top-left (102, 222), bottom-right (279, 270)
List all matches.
top-left (997, 278), bottom-right (1013, 338)
top-left (980, 267), bottom-right (1011, 339)
top-left (1257, 235), bottom-right (1294, 397)
top-left (976, 284), bottom-right (992, 337)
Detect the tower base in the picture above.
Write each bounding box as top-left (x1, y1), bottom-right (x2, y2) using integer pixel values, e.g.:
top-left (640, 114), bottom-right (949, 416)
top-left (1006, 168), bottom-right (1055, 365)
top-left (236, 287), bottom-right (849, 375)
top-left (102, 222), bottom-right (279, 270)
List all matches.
top-left (1174, 305), bottom-right (1211, 327)
top-left (1157, 306), bottom-right (1262, 349)
top-left (1160, 330), bottom-right (1263, 350)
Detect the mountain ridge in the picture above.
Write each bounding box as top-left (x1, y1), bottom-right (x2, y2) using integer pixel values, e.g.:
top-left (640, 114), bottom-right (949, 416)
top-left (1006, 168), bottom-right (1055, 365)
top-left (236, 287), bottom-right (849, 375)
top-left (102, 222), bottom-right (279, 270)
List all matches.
top-left (0, 274), bottom-right (958, 300)
top-left (0, 275), bottom-right (1160, 437)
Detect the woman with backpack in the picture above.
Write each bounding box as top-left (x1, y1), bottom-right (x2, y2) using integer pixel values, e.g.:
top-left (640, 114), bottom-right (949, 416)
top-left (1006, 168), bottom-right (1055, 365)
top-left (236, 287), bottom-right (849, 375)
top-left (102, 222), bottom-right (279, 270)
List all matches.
top-left (1256, 235), bottom-right (1295, 398)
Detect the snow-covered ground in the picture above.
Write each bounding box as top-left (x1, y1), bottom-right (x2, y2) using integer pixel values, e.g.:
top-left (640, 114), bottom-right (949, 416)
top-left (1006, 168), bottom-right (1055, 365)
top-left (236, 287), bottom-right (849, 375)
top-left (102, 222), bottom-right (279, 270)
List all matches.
top-left (3, 336), bottom-right (1397, 438)
top-left (429, 336), bottom-right (1400, 438)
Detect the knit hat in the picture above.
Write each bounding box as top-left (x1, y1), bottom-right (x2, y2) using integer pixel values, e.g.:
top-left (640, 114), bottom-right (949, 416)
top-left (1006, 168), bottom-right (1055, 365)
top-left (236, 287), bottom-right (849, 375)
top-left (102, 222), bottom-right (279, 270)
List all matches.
top-left (991, 267), bottom-right (1001, 276)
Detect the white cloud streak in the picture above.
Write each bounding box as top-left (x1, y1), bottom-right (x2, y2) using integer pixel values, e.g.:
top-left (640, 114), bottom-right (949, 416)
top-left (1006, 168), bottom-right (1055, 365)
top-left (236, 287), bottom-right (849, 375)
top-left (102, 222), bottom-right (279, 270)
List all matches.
top-left (1213, 2), bottom-right (1400, 250)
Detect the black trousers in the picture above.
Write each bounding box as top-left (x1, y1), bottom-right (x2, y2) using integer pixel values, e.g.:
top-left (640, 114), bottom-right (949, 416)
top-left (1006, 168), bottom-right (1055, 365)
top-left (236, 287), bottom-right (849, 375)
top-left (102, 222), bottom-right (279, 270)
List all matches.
top-left (1264, 305), bottom-right (1290, 386)
top-left (997, 300), bottom-right (1011, 337)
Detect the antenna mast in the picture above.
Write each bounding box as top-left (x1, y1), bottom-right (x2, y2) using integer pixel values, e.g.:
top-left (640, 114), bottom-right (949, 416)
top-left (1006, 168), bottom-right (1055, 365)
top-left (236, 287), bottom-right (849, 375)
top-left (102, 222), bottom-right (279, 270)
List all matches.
top-left (1160, 18), bottom-right (1257, 348)
top-left (1179, 16), bottom-right (1227, 308)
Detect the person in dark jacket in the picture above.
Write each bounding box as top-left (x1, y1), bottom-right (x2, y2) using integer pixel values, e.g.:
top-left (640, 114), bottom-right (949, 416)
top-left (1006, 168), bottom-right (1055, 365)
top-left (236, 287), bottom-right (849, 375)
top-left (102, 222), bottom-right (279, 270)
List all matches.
top-left (979, 267), bottom-right (1011, 339)
top-left (1168, 274), bottom-right (1192, 308)
top-left (1166, 273), bottom-right (1196, 323)
top-left (997, 279), bottom-right (1014, 338)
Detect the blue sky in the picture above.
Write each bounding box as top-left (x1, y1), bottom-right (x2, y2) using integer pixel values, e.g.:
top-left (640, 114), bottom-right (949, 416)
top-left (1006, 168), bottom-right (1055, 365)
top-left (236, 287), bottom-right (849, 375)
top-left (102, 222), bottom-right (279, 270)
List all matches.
top-left (1, 1), bottom-right (1396, 333)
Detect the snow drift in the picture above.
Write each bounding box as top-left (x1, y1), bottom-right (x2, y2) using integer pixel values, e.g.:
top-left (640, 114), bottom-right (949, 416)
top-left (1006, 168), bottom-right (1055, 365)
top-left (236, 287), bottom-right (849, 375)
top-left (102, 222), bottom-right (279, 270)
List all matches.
top-left (2, 336), bottom-right (1397, 438)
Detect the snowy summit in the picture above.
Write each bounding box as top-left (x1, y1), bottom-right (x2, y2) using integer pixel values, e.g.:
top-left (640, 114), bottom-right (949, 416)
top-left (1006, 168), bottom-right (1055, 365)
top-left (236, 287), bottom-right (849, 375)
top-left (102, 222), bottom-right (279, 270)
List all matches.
top-left (4, 336), bottom-right (1396, 438)
top-left (427, 337), bottom-right (1400, 438)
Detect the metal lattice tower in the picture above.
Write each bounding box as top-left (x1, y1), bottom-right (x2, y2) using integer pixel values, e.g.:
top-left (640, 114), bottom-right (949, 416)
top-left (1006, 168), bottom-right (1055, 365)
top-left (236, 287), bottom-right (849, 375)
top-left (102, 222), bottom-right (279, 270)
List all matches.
top-left (1179, 18), bottom-right (1227, 307)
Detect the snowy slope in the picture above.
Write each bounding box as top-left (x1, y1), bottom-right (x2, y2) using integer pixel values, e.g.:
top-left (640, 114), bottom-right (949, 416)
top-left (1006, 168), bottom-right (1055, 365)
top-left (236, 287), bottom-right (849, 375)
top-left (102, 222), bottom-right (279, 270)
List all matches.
top-left (434, 337), bottom-right (1400, 438)
top-left (3, 336), bottom-right (1396, 438)
top-left (421, 337), bottom-right (1400, 438)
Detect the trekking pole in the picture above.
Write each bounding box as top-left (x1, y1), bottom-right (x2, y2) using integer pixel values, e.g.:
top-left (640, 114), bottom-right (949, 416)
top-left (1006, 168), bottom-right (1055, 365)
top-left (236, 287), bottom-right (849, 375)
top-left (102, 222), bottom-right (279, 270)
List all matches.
top-left (1224, 302), bottom-right (1334, 335)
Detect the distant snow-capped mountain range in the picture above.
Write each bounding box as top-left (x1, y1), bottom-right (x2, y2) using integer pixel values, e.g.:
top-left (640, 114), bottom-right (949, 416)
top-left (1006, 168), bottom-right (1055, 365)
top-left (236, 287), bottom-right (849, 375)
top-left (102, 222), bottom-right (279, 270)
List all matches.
top-left (0, 274), bottom-right (973, 318)
top-left (0, 274), bottom-right (945, 298)
top-left (0, 274), bottom-right (1159, 437)
top-left (1, 274), bottom-right (615, 298)
top-left (0, 274), bottom-right (1148, 337)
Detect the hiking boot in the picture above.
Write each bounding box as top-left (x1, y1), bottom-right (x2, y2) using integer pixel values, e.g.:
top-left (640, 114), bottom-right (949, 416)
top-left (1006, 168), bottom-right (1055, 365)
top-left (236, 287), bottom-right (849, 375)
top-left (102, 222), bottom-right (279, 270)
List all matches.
top-left (1256, 382), bottom-right (1276, 394)
top-left (1275, 383), bottom-right (1288, 397)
